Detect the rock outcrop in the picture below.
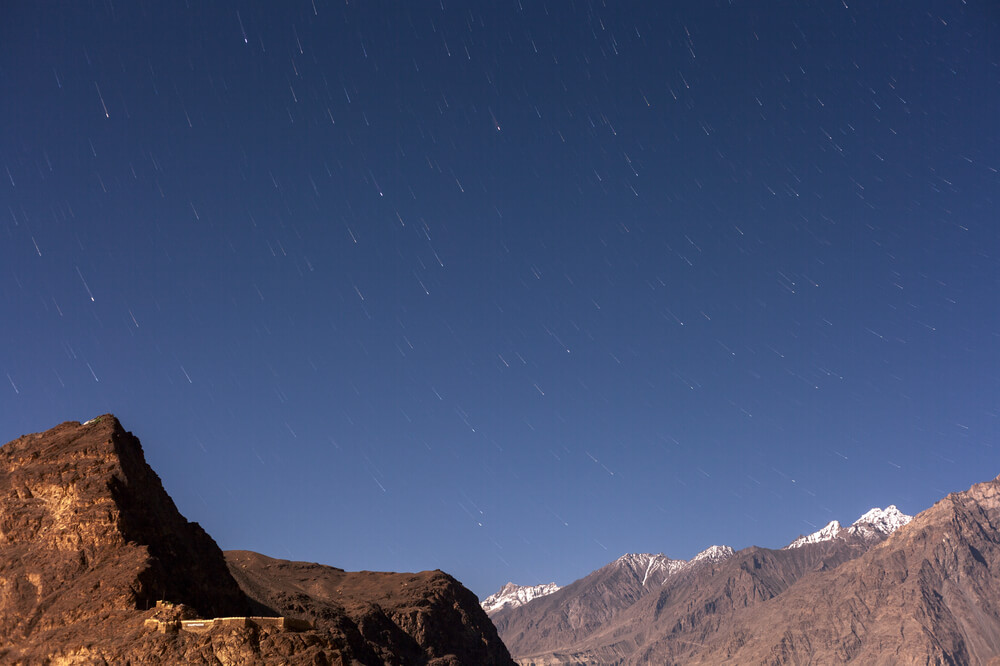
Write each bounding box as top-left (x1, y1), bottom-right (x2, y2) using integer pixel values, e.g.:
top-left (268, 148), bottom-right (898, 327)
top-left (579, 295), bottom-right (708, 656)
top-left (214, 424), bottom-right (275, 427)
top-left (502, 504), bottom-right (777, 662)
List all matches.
top-left (0, 415), bottom-right (515, 665)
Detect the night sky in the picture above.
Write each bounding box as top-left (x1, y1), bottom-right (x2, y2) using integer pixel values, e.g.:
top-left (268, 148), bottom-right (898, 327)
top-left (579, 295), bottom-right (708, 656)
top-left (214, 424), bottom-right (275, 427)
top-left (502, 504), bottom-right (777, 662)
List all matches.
top-left (2, 1), bottom-right (998, 599)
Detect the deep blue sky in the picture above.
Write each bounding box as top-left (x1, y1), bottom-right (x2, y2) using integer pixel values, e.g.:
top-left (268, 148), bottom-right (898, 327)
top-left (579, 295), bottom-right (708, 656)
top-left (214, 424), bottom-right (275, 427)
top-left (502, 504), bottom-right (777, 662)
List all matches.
top-left (2, 1), bottom-right (997, 598)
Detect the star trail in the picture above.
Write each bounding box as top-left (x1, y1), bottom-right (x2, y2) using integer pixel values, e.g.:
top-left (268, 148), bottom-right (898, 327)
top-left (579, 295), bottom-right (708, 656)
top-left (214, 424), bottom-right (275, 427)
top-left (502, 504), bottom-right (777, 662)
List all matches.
top-left (2, 1), bottom-right (998, 597)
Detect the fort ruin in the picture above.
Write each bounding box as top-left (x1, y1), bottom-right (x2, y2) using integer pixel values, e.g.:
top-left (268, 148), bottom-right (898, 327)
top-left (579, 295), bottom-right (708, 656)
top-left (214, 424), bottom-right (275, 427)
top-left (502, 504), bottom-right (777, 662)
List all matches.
top-left (144, 601), bottom-right (312, 634)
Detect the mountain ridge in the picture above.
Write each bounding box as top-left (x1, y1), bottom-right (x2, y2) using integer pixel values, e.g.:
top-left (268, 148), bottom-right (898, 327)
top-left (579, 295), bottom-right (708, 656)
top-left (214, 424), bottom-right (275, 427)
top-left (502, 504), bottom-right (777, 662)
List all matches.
top-left (494, 483), bottom-right (1000, 664)
top-left (483, 506), bottom-right (909, 611)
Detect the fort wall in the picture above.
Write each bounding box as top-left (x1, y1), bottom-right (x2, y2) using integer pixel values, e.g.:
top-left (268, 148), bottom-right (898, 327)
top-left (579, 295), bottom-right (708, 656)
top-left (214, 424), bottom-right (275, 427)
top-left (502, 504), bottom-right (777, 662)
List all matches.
top-left (144, 615), bottom-right (311, 634)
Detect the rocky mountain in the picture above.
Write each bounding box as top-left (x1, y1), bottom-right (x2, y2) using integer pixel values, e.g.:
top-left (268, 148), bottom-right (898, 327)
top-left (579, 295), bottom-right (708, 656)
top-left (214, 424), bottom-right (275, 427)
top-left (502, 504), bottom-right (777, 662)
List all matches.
top-left (494, 484), bottom-right (1000, 665)
top-left (684, 476), bottom-right (1000, 665)
top-left (0, 415), bottom-right (515, 665)
top-left (482, 582), bottom-right (560, 615)
top-left (482, 545), bottom-right (739, 621)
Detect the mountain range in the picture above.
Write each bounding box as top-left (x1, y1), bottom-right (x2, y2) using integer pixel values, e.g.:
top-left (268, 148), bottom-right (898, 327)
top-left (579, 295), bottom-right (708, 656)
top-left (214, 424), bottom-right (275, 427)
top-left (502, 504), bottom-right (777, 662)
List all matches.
top-left (0, 415), bottom-right (514, 665)
top-left (488, 483), bottom-right (1000, 664)
top-left (482, 505), bottom-right (912, 620)
top-left (6, 414), bottom-right (999, 664)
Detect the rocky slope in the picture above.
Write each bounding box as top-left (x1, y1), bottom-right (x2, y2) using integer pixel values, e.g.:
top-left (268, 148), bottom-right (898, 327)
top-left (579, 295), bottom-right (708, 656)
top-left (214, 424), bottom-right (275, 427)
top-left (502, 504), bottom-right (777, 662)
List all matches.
top-left (0, 415), bottom-right (515, 665)
top-left (498, 537), bottom-right (869, 664)
top-left (687, 475), bottom-right (1000, 665)
top-left (226, 550), bottom-right (512, 665)
top-left (496, 482), bottom-right (1000, 665)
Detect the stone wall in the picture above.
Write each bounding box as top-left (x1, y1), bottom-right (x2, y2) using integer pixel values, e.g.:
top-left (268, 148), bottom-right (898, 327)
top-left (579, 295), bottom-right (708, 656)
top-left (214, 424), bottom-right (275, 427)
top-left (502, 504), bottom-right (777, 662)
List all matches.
top-left (144, 615), bottom-right (311, 634)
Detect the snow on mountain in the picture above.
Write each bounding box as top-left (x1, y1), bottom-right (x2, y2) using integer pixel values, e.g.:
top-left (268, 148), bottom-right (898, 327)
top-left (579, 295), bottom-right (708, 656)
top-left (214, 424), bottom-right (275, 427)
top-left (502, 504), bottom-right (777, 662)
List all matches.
top-left (785, 505), bottom-right (912, 549)
top-left (785, 520), bottom-right (844, 549)
top-left (684, 544), bottom-right (736, 567)
top-left (612, 552), bottom-right (688, 586)
top-left (485, 506), bottom-right (911, 619)
top-left (847, 505), bottom-right (912, 540)
top-left (481, 581), bottom-right (560, 614)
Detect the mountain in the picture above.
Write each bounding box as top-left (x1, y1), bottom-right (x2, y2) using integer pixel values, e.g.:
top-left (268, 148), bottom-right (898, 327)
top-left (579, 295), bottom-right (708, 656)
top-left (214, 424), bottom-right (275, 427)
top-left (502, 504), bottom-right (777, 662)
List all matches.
top-left (495, 492), bottom-right (1000, 665)
top-left (482, 582), bottom-right (561, 615)
top-left (491, 543), bottom-right (747, 662)
top-left (684, 476), bottom-right (1000, 665)
top-left (784, 505), bottom-right (912, 549)
top-left (683, 543), bottom-right (736, 567)
top-left (0, 415), bottom-right (515, 665)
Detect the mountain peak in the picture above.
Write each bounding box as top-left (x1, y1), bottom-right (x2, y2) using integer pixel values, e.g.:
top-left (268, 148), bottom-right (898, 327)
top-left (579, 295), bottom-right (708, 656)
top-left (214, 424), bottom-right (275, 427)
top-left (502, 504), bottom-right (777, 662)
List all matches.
top-left (785, 520), bottom-right (844, 549)
top-left (785, 505), bottom-right (912, 549)
top-left (481, 582), bottom-right (560, 614)
top-left (847, 505), bottom-right (912, 542)
top-left (610, 553), bottom-right (687, 586)
top-left (688, 544), bottom-right (735, 565)
top-left (851, 504), bottom-right (911, 532)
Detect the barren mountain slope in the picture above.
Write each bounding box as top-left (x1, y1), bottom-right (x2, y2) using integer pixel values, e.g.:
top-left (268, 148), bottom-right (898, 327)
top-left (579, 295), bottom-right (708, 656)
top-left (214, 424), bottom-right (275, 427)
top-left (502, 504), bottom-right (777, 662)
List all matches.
top-left (685, 474), bottom-right (1000, 665)
top-left (504, 538), bottom-right (870, 664)
top-left (502, 476), bottom-right (1000, 665)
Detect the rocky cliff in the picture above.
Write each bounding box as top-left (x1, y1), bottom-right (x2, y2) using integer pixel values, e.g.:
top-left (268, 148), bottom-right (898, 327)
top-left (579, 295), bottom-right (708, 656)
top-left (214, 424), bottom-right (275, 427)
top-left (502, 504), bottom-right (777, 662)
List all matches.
top-left (0, 415), bottom-right (514, 665)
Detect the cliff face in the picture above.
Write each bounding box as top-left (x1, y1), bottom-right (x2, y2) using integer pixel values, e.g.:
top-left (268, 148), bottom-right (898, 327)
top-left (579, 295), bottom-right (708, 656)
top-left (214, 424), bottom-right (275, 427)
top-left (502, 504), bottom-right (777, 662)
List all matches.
top-left (0, 416), bottom-right (515, 665)
top-left (0, 415), bottom-right (249, 642)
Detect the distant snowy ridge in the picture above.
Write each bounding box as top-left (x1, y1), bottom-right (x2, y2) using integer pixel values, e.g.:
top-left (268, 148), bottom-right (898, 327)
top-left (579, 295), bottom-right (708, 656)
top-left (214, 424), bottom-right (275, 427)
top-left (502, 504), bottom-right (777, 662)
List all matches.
top-left (485, 507), bottom-right (912, 615)
top-left (610, 546), bottom-right (736, 586)
top-left (612, 552), bottom-right (687, 586)
top-left (481, 581), bottom-right (560, 614)
top-left (483, 546), bottom-right (740, 614)
top-left (596, 548), bottom-right (737, 588)
top-left (784, 505), bottom-right (912, 549)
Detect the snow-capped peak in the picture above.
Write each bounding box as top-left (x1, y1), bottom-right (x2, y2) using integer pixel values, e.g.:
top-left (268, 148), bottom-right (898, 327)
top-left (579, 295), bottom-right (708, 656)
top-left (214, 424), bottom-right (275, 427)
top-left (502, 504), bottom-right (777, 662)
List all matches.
top-left (848, 505), bottom-right (912, 540)
top-left (481, 581), bottom-right (560, 614)
top-left (688, 544), bottom-right (735, 565)
top-left (611, 547), bottom-right (735, 582)
top-left (785, 520), bottom-right (843, 549)
top-left (612, 553), bottom-right (687, 586)
top-left (785, 506), bottom-right (912, 549)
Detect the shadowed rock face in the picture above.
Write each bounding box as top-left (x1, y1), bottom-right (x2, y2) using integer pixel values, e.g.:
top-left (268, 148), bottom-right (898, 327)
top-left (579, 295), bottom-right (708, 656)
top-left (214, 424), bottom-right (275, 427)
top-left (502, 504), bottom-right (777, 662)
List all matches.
top-left (226, 550), bottom-right (514, 666)
top-left (0, 416), bottom-right (515, 665)
top-left (496, 476), bottom-right (1000, 665)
